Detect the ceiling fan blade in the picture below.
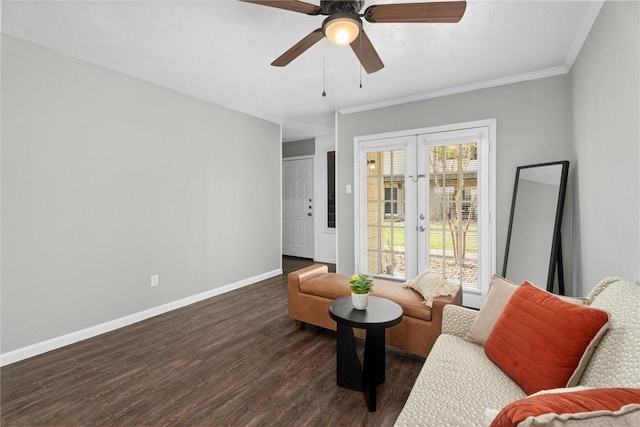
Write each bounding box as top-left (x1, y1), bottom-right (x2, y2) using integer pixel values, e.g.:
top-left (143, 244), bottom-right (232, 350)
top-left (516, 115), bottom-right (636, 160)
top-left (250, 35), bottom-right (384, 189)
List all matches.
top-left (350, 31), bottom-right (384, 74)
top-left (240, 0), bottom-right (322, 16)
top-left (364, 1), bottom-right (467, 23)
top-left (272, 28), bottom-right (324, 67)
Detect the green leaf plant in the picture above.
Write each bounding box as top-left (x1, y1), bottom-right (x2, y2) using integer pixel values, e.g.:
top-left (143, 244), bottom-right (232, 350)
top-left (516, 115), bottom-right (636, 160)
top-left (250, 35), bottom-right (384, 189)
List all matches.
top-left (349, 274), bottom-right (374, 295)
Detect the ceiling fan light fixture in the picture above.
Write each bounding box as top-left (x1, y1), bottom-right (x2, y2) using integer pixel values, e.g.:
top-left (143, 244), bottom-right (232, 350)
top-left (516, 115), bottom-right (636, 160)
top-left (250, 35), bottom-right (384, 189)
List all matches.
top-left (323, 16), bottom-right (362, 46)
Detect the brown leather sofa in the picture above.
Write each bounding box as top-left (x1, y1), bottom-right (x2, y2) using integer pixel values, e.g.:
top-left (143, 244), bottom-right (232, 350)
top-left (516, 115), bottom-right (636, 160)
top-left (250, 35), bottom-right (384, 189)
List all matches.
top-left (288, 264), bottom-right (462, 357)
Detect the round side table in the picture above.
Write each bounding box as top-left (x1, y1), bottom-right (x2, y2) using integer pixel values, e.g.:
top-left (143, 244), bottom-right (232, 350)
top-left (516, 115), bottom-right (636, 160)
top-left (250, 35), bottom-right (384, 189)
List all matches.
top-left (328, 296), bottom-right (402, 412)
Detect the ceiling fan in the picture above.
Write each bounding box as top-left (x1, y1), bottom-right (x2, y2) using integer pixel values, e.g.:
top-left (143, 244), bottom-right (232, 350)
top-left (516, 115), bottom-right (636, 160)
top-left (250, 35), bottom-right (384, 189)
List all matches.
top-left (241, 1), bottom-right (467, 74)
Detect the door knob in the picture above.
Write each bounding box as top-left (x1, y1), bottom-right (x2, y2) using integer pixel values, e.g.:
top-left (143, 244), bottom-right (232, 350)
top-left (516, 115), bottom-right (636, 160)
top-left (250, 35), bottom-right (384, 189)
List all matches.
top-left (307, 212), bottom-right (313, 217)
top-left (419, 225), bottom-right (425, 232)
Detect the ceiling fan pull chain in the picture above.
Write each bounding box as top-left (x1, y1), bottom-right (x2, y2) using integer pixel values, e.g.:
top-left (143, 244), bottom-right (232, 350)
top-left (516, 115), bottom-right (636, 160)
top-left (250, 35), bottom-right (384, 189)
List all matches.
top-left (322, 46), bottom-right (327, 97)
top-left (359, 31), bottom-right (364, 87)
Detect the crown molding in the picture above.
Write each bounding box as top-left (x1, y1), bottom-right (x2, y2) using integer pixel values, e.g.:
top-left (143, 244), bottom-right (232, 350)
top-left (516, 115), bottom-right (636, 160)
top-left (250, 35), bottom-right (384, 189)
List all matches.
top-left (564, 1), bottom-right (605, 70)
top-left (339, 2), bottom-right (605, 117)
top-left (338, 66), bottom-right (569, 115)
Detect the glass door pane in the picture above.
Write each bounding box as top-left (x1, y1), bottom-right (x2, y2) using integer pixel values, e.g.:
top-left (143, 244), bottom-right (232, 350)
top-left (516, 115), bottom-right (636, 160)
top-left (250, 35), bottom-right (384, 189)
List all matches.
top-left (365, 150), bottom-right (406, 278)
top-left (426, 143), bottom-right (480, 290)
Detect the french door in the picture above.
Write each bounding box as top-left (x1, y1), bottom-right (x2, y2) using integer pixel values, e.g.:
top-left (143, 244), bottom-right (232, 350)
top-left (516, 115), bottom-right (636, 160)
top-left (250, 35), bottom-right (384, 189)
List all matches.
top-left (354, 122), bottom-right (495, 308)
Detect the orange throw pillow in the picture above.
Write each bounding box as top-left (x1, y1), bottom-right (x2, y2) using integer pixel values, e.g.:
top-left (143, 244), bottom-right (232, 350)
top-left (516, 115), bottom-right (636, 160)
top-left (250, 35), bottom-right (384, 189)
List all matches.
top-left (490, 388), bottom-right (640, 427)
top-left (484, 282), bottom-right (609, 395)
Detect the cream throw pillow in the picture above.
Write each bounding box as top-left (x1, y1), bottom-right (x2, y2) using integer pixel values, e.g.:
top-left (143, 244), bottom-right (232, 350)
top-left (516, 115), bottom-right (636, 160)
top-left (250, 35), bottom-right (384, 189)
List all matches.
top-left (464, 275), bottom-right (518, 345)
top-left (402, 270), bottom-right (459, 308)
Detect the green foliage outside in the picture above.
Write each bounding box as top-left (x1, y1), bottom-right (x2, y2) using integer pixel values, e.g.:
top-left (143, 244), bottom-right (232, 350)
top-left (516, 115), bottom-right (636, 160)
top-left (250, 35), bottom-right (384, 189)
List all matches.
top-left (381, 221), bottom-right (478, 254)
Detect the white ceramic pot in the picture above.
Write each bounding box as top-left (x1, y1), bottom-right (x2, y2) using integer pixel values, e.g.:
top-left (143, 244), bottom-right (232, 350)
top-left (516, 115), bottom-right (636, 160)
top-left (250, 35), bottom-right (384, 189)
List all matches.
top-left (351, 292), bottom-right (370, 310)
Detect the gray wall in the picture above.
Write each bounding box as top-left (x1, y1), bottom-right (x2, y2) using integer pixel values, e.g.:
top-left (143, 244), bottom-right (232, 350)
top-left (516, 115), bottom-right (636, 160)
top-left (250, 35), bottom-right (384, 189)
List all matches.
top-left (282, 138), bottom-right (315, 158)
top-left (337, 1), bottom-right (640, 297)
top-left (1, 36), bottom-right (281, 353)
top-left (569, 1), bottom-right (639, 294)
top-left (336, 76), bottom-right (571, 288)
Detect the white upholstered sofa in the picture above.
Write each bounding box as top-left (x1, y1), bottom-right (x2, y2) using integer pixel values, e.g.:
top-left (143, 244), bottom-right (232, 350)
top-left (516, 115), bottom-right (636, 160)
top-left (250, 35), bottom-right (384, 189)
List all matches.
top-left (394, 277), bottom-right (640, 426)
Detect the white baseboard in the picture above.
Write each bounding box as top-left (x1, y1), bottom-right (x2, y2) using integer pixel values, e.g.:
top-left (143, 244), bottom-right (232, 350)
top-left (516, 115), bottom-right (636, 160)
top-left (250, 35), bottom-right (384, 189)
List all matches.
top-left (0, 269), bottom-right (283, 366)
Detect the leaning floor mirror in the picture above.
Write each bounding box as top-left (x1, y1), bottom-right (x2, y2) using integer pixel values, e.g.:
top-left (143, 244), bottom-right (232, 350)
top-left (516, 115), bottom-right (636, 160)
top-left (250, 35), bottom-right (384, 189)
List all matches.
top-left (502, 161), bottom-right (569, 294)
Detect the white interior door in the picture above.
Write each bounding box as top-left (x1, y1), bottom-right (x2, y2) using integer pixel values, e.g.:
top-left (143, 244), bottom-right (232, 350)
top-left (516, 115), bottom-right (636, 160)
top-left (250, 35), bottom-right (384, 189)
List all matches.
top-left (283, 157), bottom-right (314, 258)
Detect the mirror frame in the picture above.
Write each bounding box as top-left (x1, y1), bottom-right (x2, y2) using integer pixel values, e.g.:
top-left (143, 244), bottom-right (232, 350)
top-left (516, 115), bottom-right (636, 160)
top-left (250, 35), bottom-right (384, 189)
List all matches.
top-left (502, 160), bottom-right (569, 294)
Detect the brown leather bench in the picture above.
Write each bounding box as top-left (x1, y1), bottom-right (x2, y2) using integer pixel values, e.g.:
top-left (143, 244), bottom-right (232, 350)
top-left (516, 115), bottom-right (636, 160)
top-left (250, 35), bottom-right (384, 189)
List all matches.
top-left (288, 264), bottom-right (462, 357)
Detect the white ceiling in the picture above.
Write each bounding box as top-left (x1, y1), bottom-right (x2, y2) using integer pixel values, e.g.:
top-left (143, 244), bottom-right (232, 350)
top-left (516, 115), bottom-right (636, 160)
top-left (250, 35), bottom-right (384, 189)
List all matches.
top-left (2, 0), bottom-right (603, 142)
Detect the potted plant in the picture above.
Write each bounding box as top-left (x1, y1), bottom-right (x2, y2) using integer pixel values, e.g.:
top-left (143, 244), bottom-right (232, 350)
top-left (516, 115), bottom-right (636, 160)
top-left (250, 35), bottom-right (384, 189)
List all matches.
top-left (349, 274), bottom-right (374, 310)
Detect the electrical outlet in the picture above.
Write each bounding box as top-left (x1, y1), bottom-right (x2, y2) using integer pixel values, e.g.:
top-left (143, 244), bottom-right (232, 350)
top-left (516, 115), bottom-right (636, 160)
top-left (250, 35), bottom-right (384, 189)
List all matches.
top-left (151, 274), bottom-right (159, 287)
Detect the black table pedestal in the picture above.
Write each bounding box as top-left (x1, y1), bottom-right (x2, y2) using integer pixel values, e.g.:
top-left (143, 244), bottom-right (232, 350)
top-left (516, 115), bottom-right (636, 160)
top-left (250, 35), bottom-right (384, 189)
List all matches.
top-left (329, 296), bottom-right (402, 412)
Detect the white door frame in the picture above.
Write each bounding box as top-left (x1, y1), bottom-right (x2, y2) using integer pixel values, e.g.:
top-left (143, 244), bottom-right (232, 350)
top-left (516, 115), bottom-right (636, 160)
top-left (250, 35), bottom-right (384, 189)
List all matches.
top-left (314, 139), bottom-right (337, 264)
top-left (354, 119), bottom-right (496, 308)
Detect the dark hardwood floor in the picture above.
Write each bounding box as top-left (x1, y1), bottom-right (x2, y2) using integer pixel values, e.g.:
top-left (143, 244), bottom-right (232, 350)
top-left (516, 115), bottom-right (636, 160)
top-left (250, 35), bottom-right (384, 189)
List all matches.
top-left (1, 257), bottom-right (425, 426)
